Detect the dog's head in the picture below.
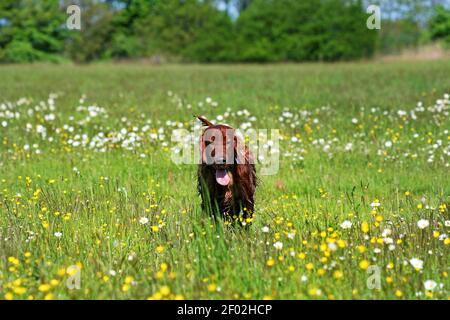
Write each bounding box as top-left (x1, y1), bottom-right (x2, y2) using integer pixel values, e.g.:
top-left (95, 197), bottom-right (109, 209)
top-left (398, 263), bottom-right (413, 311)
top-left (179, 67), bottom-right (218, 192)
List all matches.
top-left (197, 116), bottom-right (247, 186)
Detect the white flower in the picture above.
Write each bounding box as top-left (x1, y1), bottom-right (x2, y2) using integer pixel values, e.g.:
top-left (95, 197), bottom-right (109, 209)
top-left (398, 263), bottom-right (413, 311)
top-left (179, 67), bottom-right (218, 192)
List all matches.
top-left (340, 220), bottom-right (352, 229)
top-left (444, 220), bottom-right (450, 227)
top-left (381, 228), bottom-right (392, 237)
top-left (409, 258), bottom-right (424, 270)
top-left (328, 243), bottom-right (337, 251)
top-left (370, 201), bottom-right (381, 208)
top-left (385, 140), bottom-right (393, 148)
top-left (351, 118), bottom-right (358, 124)
top-left (109, 270), bottom-right (117, 276)
top-left (417, 219), bottom-right (429, 229)
top-left (423, 280), bottom-right (437, 291)
top-left (54, 232), bottom-right (63, 238)
top-left (273, 241), bottom-right (283, 250)
top-left (344, 142), bottom-right (353, 151)
top-left (139, 217), bottom-right (149, 225)
top-left (261, 226), bottom-right (270, 233)
top-left (287, 232), bottom-right (295, 239)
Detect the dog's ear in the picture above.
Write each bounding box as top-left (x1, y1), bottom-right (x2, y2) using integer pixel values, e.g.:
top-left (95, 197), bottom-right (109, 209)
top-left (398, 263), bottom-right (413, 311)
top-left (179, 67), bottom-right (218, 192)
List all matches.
top-left (196, 115), bottom-right (214, 127)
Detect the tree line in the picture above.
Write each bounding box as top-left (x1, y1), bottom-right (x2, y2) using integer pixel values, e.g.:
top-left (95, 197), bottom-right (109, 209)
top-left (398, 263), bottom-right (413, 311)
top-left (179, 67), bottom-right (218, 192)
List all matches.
top-left (0, 0), bottom-right (449, 63)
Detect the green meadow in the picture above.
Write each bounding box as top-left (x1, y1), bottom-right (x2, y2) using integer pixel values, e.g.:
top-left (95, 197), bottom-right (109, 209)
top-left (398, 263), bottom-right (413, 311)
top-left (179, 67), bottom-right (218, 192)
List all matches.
top-left (0, 61), bottom-right (449, 300)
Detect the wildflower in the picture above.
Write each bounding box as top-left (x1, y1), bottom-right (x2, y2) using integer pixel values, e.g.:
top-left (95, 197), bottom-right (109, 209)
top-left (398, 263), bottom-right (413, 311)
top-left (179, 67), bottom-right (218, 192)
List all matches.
top-left (273, 241), bottom-right (283, 250)
top-left (54, 232), bottom-right (62, 238)
top-left (207, 284), bottom-right (217, 292)
top-left (424, 280), bottom-right (437, 291)
top-left (266, 258), bottom-right (275, 267)
top-left (155, 245), bottom-right (164, 253)
top-left (160, 286), bottom-right (171, 296)
top-left (409, 258), bottom-right (424, 270)
top-left (361, 222), bottom-right (369, 233)
top-left (340, 220), bottom-right (352, 229)
top-left (359, 260), bottom-right (369, 270)
top-left (417, 219), bottom-right (429, 229)
top-left (261, 226), bottom-right (270, 233)
top-left (139, 217), bottom-right (149, 225)
top-left (38, 284), bottom-right (51, 292)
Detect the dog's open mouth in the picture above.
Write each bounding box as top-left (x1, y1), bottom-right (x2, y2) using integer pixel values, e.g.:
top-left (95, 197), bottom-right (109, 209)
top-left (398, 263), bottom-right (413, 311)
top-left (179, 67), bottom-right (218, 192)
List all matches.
top-left (215, 169), bottom-right (230, 186)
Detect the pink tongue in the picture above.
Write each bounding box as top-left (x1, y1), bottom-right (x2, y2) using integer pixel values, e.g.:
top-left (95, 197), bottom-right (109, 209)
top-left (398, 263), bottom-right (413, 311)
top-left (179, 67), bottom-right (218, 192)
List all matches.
top-left (215, 169), bottom-right (230, 186)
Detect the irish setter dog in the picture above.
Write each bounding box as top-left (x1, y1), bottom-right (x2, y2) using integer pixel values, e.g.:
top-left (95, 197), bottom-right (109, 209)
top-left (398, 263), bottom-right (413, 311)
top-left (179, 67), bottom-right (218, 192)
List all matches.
top-left (197, 116), bottom-right (257, 224)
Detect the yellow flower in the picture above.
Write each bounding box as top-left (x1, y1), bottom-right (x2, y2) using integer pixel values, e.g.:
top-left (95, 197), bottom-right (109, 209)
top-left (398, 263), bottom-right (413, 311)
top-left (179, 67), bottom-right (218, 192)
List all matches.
top-left (359, 260), bottom-right (369, 270)
top-left (160, 286), bottom-right (171, 296)
top-left (160, 263), bottom-right (168, 272)
top-left (433, 231), bottom-right (440, 238)
top-left (297, 252), bottom-right (306, 259)
top-left (121, 284), bottom-right (130, 292)
top-left (361, 222), bottom-right (369, 233)
top-left (357, 245), bottom-right (366, 253)
top-left (44, 293), bottom-right (54, 300)
top-left (50, 279), bottom-right (59, 287)
top-left (266, 258), bottom-right (275, 267)
top-left (4, 292), bottom-right (14, 300)
top-left (306, 263), bottom-right (314, 270)
top-left (8, 256), bottom-right (19, 265)
top-left (156, 245), bottom-right (164, 253)
top-left (151, 226), bottom-right (159, 232)
top-left (38, 284), bottom-right (51, 292)
top-left (124, 276), bottom-right (134, 284)
top-left (308, 288), bottom-right (319, 296)
top-left (395, 290), bottom-right (403, 298)
top-left (207, 283), bottom-right (217, 292)
top-left (337, 239), bottom-right (346, 248)
top-left (386, 277), bottom-right (393, 284)
top-left (333, 270), bottom-right (343, 279)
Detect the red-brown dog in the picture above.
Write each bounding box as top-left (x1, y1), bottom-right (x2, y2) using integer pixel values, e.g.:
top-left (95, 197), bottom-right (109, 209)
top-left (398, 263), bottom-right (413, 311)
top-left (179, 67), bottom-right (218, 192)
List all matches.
top-left (197, 116), bottom-right (256, 223)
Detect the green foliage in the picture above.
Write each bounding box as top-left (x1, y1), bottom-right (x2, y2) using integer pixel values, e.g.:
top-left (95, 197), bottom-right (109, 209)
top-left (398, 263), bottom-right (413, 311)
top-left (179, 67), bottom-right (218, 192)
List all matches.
top-left (377, 19), bottom-right (422, 54)
top-left (235, 0), bottom-right (376, 62)
top-left (3, 0), bottom-right (445, 63)
top-left (0, 0), bottom-right (67, 63)
top-left (429, 5), bottom-right (450, 46)
top-left (64, 0), bottom-right (115, 63)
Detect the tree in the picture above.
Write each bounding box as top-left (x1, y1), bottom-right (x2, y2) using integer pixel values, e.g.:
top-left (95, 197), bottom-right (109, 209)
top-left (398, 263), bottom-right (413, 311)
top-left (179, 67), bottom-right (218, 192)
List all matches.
top-left (429, 5), bottom-right (450, 45)
top-left (0, 0), bottom-right (67, 63)
top-left (235, 0), bottom-right (376, 62)
top-left (63, 0), bottom-right (115, 62)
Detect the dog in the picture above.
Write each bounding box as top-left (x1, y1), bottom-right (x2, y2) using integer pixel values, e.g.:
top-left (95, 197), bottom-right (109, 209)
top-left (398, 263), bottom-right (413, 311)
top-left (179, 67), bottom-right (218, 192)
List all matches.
top-left (196, 116), bottom-right (257, 224)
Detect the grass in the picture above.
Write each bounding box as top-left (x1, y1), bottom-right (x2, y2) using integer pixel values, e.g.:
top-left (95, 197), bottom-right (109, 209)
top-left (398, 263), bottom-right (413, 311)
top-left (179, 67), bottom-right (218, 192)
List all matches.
top-left (0, 61), bottom-right (449, 300)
